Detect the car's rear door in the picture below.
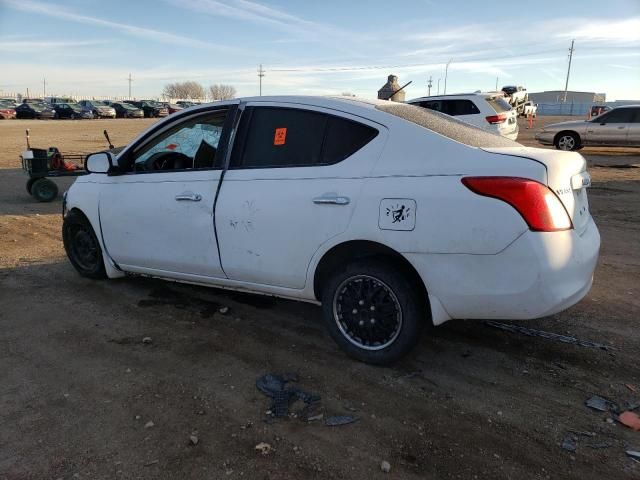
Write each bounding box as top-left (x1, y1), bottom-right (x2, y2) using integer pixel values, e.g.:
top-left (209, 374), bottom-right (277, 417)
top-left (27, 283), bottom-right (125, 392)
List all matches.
top-left (215, 102), bottom-right (385, 289)
top-left (98, 104), bottom-right (237, 279)
top-left (585, 109), bottom-right (632, 145)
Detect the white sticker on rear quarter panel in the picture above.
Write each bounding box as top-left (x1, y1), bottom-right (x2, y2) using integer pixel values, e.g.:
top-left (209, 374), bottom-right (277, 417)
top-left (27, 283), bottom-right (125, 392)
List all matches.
top-left (379, 199), bottom-right (416, 231)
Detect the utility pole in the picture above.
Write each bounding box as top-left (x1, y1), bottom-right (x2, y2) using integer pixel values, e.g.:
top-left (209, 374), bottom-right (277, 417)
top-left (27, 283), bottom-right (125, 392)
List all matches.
top-left (563, 39), bottom-right (575, 103)
top-left (43, 78), bottom-right (46, 97)
top-left (427, 76), bottom-right (433, 96)
top-left (495, 77), bottom-right (498, 92)
top-left (127, 73), bottom-right (133, 99)
top-left (258, 64), bottom-right (265, 96)
top-left (443, 59), bottom-right (452, 95)
top-left (437, 78), bottom-right (441, 95)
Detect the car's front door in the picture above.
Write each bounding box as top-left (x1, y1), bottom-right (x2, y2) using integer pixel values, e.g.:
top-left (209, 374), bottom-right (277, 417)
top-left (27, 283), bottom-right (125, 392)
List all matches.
top-left (215, 103), bottom-right (385, 289)
top-left (626, 108), bottom-right (640, 146)
top-left (98, 105), bottom-right (236, 279)
top-left (585, 109), bottom-right (633, 146)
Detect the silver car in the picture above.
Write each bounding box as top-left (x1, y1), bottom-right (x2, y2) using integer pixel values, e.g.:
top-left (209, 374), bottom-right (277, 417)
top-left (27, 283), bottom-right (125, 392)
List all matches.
top-left (535, 105), bottom-right (640, 150)
top-left (78, 100), bottom-right (116, 119)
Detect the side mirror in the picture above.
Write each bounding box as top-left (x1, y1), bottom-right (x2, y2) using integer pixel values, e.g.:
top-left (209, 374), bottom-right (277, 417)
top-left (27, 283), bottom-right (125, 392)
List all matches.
top-left (85, 151), bottom-right (114, 174)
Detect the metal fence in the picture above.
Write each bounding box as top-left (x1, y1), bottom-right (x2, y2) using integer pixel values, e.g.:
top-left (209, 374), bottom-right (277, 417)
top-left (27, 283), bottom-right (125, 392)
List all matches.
top-left (536, 101), bottom-right (639, 116)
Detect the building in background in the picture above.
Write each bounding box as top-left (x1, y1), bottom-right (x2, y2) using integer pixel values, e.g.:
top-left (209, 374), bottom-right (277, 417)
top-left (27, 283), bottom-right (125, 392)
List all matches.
top-left (528, 91), bottom-right (606, 103)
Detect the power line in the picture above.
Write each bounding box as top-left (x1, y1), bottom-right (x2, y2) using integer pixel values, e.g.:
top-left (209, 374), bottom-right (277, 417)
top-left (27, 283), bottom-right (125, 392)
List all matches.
top-left (268, 48), bottom-right (566, 73)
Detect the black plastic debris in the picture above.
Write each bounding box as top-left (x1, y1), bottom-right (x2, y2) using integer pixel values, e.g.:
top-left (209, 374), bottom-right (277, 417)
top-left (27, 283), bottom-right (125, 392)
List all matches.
top-left (325, 415), bottom-right (359, 427)
top-left (484, 321), bottom-right (615, 351)
top-left (561, 435), bottom-right (578, 452)
top-left (256, 373), bottom-right (320, 419)
top-left (627, 450), bottom-right (640, 460)
top-left (586, 442), bottom-right (612, 449)
top-left (585, 395), bottom-right (617, 413)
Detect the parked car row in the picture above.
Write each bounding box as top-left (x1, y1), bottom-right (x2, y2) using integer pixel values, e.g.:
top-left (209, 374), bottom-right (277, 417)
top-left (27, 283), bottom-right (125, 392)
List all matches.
top-left (0, 97), bottom-right (196, 120)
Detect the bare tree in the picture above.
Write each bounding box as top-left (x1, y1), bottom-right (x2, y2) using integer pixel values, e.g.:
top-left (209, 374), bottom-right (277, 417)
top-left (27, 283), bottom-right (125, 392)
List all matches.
top-left (208, 84), bottom-right (237, 101)
top-left (162, 81), bottom-right (205, 99)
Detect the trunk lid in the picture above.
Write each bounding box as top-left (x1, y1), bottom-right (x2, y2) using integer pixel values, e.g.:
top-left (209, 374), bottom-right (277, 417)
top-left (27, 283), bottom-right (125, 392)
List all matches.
top-left (482, 147), bottom-right (591, 233)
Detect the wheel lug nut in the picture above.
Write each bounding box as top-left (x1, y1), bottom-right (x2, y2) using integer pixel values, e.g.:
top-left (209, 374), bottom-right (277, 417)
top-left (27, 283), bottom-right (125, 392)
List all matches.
top-left (370, 305), bottom-right (375, 311)
top-left (370, 318), bottom-right (375, 324)
top-left (359, 320), bottom-right (364, 326)
top-left (352, 309), bottom-right (358, 314)
top-left (358, 300), bottom-right (365, 306)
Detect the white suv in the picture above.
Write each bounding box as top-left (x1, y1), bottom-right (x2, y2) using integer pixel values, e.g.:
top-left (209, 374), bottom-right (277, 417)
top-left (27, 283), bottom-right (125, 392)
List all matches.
top-left (407, 93), bottom-right (519, 140)
top-left (63, 96), bottom-right (597, 364)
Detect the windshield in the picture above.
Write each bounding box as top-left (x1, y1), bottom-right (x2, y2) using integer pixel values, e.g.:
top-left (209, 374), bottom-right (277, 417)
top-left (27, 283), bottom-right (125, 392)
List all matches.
top-left (118, 103), bottom-right (137, 110)
top-left (30, 103), bottom-right (47, 111)
top-left (376, 103), bottom-right (517, 148)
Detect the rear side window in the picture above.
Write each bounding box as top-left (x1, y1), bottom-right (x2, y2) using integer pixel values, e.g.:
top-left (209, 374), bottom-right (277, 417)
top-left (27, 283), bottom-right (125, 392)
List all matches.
top-left (443, 100), bottom-right (480, 116)
top-left (486, 97), bottom-right (512, 113)
top-left (231, 107), bottom-right (378, 169)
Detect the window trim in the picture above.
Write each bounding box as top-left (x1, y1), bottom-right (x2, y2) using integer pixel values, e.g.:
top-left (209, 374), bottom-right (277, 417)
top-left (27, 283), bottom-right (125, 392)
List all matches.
top-left (116, 106), bottom-right (234, 175)
top-left (228, 105), bottom-right (379, 170)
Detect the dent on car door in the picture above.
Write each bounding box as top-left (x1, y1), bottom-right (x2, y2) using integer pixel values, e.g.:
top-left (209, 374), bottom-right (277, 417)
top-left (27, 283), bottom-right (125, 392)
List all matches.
top-left (215, 104), bottom-right (383, 289)
top-left (98, 105), bottom-right (237, 278)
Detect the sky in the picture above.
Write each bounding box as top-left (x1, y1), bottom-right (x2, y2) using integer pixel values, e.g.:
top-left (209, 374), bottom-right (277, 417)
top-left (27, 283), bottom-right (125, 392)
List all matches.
top-left (0, 0), bottom-right (639, 101)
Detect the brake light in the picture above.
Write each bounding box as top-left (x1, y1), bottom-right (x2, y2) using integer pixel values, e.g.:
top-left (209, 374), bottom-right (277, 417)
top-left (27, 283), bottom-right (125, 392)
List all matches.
top-left (462, 177), bottom-right (572, 232)
top-left (485, 113), bottom-right (507, 124)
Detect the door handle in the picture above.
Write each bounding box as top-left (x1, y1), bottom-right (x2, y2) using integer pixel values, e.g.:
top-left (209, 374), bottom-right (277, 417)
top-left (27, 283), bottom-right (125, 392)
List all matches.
top-left (617, 126), bottom-right (625, 129)
top-left (313, 193), bottom-right (350, 205)
top-left (175, 192), bottom-right (202, 202)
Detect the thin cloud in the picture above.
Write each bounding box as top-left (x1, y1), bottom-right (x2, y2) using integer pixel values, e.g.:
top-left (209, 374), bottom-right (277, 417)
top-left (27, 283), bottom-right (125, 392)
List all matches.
top-left (0, 0), bottom-right (243, 53)
top-left (0, 39), bottom-right (107, 52)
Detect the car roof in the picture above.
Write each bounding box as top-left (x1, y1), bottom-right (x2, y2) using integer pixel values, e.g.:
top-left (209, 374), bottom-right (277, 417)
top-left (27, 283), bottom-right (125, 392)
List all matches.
top-left (406, 93), bottom-right (501, 102)
top-left (612, 104), bottom-right (640, 109)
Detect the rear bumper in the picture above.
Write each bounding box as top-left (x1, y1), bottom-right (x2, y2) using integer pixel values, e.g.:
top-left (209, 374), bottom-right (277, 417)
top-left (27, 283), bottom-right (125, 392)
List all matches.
top-left (406, 217), bottom-right (600, 324)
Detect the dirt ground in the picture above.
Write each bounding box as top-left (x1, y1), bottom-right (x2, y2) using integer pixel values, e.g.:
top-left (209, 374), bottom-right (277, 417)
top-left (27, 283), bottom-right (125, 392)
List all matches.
top-left (0, 115), bottom-right (639, 480)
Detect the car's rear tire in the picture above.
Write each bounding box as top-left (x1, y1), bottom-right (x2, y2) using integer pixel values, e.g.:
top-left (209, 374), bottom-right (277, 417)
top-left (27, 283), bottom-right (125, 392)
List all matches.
top-left (554, 132), bottom-right (580, 151)
top-left (321, 259), bottom-right (426, 365)
top-left (63, 210), bottom-right (107, 279)
top-left (31, 178), bottom-right (58, 202)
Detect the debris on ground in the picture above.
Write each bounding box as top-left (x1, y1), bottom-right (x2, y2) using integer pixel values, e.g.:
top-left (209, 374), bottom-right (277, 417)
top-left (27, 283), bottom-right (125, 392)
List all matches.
top-left (625, 384), bottom-right (638, 393)
top-left (144, 460), bottom-right (159, 466)
top-left (255, 442), bottom-right (273, 455)
top-left (484, 321), bottom-right (615, 351)
top-left (618, 411), bottom-right (640, 431)
top-left (219, 306), bottom-right (229, 314)
top-left (585, 395), bottom-right (617, 412)
top-left (189, 434), bottom-right (199, 446)
top-left (568, 429), bottom-right (596, 437)
top-left (561, 434), bottom-right (578, 452)
top-left (142, 336), bottom-right (152, 344)
top-left (380, 460), bottom-right (391, 473)
top-left (256, 373), bottom-right (359, 426)
top-left (325, 415), bottom-right (359, 427)
top-left (144, 421), bottom-right (155, 429)
top-left (256, 373), bottom-right (320, 419)
top-left (586, 442), bottom-right (612, 449)
top-left (626, 450), bottom-right (640, 460)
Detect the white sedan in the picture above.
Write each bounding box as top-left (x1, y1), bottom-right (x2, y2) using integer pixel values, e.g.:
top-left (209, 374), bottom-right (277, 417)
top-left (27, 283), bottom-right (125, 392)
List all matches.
top-left (62, 96), bottom-right (600, 364)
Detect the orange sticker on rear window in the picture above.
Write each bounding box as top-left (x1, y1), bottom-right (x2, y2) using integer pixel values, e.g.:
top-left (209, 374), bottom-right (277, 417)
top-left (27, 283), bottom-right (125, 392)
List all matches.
top-left (274, 127), bottom-right (287, 146)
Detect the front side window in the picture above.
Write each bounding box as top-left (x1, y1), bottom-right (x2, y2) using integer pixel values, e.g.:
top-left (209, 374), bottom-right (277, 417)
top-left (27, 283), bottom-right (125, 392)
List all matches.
top-left (230, 107), bottom-right (378, 169)
top-left (129, 110), bottom-right (228, 172)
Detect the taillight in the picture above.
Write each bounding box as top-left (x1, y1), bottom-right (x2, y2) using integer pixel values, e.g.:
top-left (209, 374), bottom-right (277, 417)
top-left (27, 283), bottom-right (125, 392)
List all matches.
top-left (485, 113), bottom-right (507, 124)
top-left (462, 177), bottom-right (572, 232)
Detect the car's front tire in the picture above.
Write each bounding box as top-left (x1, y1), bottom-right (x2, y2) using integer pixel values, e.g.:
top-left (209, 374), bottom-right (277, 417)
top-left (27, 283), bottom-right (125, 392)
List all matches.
top-left (554, 131), bottom-right (581, 151)
top-left (63, 210), bottom-right (107, 279)
top-left (321, 259), bottom-right (426, 365)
